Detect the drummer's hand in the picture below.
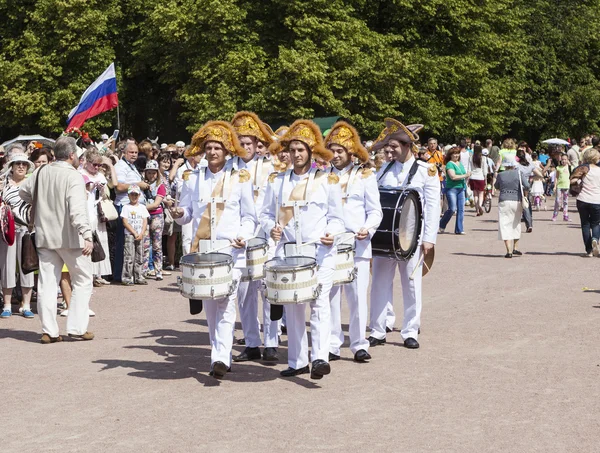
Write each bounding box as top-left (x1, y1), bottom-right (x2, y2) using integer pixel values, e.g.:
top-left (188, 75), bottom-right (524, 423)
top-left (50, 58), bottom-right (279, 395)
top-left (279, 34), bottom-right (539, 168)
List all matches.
top-left (271, 225), bottom-right (282, 241)
top-left (170, 207), bottom-right (184, 219)
top-left (232, 237), bottom-right (246, 249)
top-left (356, 228), bottom-right (369, 240)
top-left (320, 233), bottom-right (334, 246)
top-left (422, 242), bottom-right (434, 256)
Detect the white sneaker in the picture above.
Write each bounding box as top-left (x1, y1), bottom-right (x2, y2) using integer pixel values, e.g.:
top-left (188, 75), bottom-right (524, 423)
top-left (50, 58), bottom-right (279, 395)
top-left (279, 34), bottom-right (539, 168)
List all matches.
top-left (60, 309), bottom-right (68, 317)
top-left (593, 239), bottom-right (599, 257)
top-left (89, 309), bottom-right (95, 317)
top-left (155, 273), bottom-right (163, 281)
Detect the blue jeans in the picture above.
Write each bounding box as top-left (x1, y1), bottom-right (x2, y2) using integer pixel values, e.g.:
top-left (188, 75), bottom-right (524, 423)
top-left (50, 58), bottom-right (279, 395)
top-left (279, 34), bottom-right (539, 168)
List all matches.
top-left (112, 204), bottom-right (125, 282)
top-left (440, 187), bottom-right (465, 233)
top-left (577, 200), bottom-right (600, 253)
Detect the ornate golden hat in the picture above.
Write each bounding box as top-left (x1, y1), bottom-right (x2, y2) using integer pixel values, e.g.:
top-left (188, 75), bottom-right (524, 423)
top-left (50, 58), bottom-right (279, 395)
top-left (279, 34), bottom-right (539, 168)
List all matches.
top-left (268, 119), bottom-right (333, 162)
top-left (324, 121), bottom-right (369, 164)
top-left (372, 118), bottom-right (423, 152)
top-left (185, 120), bottom-right (246, 158)
top-left (231, 111), bottom-right (274, 146)
top-left (274, 126), bottom-right (289, 137)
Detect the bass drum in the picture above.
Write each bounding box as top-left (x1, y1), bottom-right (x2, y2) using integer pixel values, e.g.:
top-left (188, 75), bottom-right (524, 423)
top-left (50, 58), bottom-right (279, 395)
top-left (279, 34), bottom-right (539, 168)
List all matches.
top-left (372, 188), bottom-right (423, 261)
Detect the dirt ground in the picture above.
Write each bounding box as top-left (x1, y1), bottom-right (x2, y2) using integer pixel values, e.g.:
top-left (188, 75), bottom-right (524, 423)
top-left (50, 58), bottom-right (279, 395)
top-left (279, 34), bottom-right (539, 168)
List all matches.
top-left (1, 200), bottom-right (599, 453)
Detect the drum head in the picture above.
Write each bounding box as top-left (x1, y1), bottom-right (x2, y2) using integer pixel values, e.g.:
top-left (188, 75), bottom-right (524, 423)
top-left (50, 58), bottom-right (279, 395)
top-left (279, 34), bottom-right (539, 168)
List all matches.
top-left (265, 256), bottom-right (316, 271)
top-left (395, 190), bottom-right (423, 259)
top-left (247, 237), bottom-right (267, 251)
top-left (180, 252), bottom-right (232, 266)
top-left (337, 243), bottom-right (353, 253)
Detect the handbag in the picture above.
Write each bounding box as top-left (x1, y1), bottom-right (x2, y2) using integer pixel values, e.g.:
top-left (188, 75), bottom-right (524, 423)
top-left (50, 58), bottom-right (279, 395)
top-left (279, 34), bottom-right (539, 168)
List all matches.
top-left (518, 171), bottom-right (530, 209)
top-left (163, 204), bottom-right (174, 236)
top-left (21, 166), bottom-right (46, 274)
top-left (97, 186), bottom-right (118, 222)
top-left (569, 164), bottom-right (589, 197)
top-left (91, 230), bottom-right (106, 262)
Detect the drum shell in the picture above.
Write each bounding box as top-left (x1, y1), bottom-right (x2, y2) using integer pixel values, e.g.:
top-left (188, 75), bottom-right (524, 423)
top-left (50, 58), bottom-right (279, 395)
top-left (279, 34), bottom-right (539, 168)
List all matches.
top-left (372, 188), bottom-right (423, 261)
top-left (241, 238), bottom-right (269, 282)
top-left (264, 257), bottom-right (320, 304)
top-left (333, 243), bottom-right (356, 286)
top-left (179, 253), bottom-right (235, 300)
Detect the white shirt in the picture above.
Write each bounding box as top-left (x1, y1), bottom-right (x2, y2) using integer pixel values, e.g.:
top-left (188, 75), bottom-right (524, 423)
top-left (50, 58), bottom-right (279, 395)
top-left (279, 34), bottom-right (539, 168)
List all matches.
top-left (114, 158), bottom-right (144, 206)
top-left (376, 156), bottom-right (441, 245)
top-left (469, 154), bottom-right (488, 181)
top-left (260, 168), bottom-right (345, 269)
top-left (176, 166), bottom-right (257, 266)
top-left (121, 203), bottom-right (150, 236)
top-left (331, 164), bottom-right (382, 259)
top-left (460, 150), bottom-right (472, 173)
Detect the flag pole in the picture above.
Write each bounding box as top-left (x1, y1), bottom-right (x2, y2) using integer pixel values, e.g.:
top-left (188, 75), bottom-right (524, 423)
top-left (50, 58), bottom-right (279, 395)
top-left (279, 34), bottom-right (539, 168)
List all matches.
top-left (117, 103), bottom-right (121, 131)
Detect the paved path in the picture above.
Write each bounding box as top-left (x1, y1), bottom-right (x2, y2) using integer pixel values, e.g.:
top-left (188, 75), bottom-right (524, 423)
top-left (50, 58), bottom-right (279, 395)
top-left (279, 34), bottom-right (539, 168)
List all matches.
top-left (2, 200), bottom-right (599, 453)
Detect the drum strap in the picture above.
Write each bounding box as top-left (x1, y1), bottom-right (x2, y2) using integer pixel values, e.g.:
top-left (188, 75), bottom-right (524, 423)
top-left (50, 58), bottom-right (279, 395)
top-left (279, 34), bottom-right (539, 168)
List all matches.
top-left (329, 165), bottom-right (360, 202)
top-left (378, 161), bottom-right (395, 183)
top-left (403, 160), bottom-right (420, 187)
top-left (278, 168), bottom-right (325, 230)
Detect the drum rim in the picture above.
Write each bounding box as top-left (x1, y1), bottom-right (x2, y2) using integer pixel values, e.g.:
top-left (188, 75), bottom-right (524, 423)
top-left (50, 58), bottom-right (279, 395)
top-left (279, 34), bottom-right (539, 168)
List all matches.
top-left (246, 237), bottom-right (268, 251)
top-left (180, 252), bottom-right (233, 266)
top-left (337, 243), bottom-right (353, 252)
top-left (265, 256), bottom-right (317, 271)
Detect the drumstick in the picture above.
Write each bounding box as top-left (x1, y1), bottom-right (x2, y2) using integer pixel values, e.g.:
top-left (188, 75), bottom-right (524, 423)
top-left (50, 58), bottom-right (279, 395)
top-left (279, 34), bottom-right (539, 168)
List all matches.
top-left (301, 224), bottom-right (381, 248)
top-left (201, 237), bottom-right (256, 255)
top-left (409, 253), bottom-right (431, 281)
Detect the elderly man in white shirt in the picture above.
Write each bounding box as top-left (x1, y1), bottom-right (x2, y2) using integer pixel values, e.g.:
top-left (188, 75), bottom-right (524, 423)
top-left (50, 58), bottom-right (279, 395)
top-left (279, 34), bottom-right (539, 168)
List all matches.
top-left (370, 119), bottom-right (441, 350)
top-left (112, 142), bottom-right (149, 282)
top-left (229, 111), bottom-right (281, 363)
top-left (323, 122), bottom-right (383, 363)
top-left (20, 137), bottom-right (95, 344)
top-left (171, 121), bottom-right (256, 379)
top-left (261, 120), bottom-right (345, 380)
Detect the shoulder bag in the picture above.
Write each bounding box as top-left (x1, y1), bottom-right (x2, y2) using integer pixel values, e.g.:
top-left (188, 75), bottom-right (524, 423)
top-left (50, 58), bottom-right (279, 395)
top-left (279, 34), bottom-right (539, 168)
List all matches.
top-left (21, 166), bottom-right (45, 274)
top-left (518, 171), bottom-right (530, 210)
top-left (91, 230), bottom-right (106, 262)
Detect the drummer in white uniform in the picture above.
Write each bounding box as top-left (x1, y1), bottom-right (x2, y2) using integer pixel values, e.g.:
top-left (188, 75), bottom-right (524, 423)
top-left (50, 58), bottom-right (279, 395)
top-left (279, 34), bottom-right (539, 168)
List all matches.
top-left (229, 111), bottom-right (280, 363)
top-left (260, 119), bottom-right (345, 379)
top-left (369, 118), bottom-right (440, 349)
top-left (170, 120), bottom-right (257, 378)
top-left (323, 122), bottom-right (383, 362)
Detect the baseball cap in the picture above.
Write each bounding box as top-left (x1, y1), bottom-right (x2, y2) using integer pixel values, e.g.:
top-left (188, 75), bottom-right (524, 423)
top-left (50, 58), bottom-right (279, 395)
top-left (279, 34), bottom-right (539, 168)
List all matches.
top-left (144, 160), bottom-right (159, 171)
top-left (101, 134), bottom-right (109, 141)
top-left (482, 148), bottom-right (489, 156)
top-left (160, 143), bottom-right (168, 150)
top-left (175, 141), bottom-right (185, 147)
top-left (128, 185), bottom-right (141, 195)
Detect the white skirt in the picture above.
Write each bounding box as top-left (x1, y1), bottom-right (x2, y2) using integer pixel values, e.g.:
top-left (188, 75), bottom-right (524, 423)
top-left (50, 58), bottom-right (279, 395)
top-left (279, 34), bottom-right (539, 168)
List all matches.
top-left (498, 200), bottom-right (522, 240)
top-left (90, 212), bottom-right (112, 276)
top-left (531, 180), bottom-right (544, 196)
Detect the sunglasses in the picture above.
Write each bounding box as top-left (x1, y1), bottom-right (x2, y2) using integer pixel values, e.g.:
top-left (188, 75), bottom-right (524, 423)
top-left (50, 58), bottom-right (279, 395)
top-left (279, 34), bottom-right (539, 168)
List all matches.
top-left (14, 162), bottom-right (29, 167)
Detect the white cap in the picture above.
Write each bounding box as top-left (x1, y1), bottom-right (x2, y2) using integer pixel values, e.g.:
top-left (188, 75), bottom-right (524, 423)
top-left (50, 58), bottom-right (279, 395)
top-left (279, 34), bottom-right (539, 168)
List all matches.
top-left (482, 148), bottom-right (489, 156)
top-left (76, 146), bottom-right (85, 159)
top-left (175, 141), bottom-right (185, 147)
top-left (160, 143), bottom-right (168, 150)
top-left (101, 134), bottom-right (109, 141)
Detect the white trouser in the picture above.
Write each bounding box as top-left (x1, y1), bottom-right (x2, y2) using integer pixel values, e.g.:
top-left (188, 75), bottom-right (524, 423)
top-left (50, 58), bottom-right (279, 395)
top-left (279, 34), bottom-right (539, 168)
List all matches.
top-left (285, 266), bottom-right (334, 369)
top-left (261, 291), bottom-right (280, 348)
top-left (369, 250), bottom-right (422, 341)
top-left (181, 222), bottom-right (193, 255)
top-left (237, 279), bottom-right (262, 348)
top-left (37, 248), bottom-right (93, 337)
top-left (330, 257), bottom-right (370, 355)
top-left (204, 268), bottom-right (240, 367)
top-left (386, 302), bottom-right (396, 329)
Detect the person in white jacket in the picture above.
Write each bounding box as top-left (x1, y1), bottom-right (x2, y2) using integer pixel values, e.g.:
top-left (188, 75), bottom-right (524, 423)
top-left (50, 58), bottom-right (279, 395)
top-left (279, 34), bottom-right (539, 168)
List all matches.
top-left (260, 119), bottom-right (345, 380)
top-left (370, 118), bottom-right (441, 350)
top-left (170, 121), bottom-right (257, 379)
top-left (323, 122), bottom-right (383, 363)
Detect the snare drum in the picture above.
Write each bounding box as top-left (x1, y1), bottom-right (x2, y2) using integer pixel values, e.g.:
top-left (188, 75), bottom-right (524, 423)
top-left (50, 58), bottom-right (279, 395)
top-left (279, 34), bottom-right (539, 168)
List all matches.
top-left (241, 238), bottom-right (268, 281)
top-left (372, 188), bottom-right (423, 261)
top-left (333, 243), bottom-right (356, 286)
top-left (264, 257), bottom-right (321, 304)
top-left (178, 252), bottom-right (235, 300)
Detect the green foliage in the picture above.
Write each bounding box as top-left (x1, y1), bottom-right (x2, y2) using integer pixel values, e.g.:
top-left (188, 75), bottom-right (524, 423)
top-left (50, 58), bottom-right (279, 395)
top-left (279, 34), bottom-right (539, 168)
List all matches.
top-left (1, 0), bottom-right (600, 143)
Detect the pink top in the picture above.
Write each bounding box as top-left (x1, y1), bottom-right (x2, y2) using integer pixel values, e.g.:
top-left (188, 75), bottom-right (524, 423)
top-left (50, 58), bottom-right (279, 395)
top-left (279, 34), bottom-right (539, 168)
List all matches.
top-left (148, 183), bottom-right (167, 215)
top-left (578, 165), bottom-right (600, 205)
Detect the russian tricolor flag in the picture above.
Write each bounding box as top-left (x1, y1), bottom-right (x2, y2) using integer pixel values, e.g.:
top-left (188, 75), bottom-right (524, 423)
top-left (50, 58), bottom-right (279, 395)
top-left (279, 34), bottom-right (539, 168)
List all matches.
top-left (67, 63), bottom-right (118, 129)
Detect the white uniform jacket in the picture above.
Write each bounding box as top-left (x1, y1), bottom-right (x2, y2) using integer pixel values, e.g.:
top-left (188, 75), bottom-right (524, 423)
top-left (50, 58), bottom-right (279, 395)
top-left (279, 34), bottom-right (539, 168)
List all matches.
top-left (377, 156), bottom-right (441, 245)
top-left (176, 166), bottom-right (257, 266)
top-left (260, 168), bottom-right (345, 269)
top-left (331, 164), bottom-right (383, 259)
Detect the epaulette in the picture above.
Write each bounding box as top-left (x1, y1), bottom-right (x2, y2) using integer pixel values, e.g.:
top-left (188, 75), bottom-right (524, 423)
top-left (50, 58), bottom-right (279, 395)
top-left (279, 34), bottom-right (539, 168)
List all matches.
top-left (238, 168), bottom-right (251, 183)
top-left (182, 169), bottom-right (193, 181)
top-left (268, 172), bottom-right (279, 183)
top-left (328, 172), bottom-right (340, 184)
top-left (417, 160), bottom-right (437, 177)
top-left (360, 167), bottom-right (374, 179)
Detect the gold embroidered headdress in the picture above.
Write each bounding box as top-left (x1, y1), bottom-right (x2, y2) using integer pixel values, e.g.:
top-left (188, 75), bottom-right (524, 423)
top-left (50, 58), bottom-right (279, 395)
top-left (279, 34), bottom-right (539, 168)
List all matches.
top-left (231, 111), bottom-right (274, 146)
top-left (371, 118), bottom-right (423, 154)
top-left (185, 120), bottom-right (246, 158)
top-left (268, 119), bottom-right (333, 162)
top-left (324, 121), bottom-right (369, 164)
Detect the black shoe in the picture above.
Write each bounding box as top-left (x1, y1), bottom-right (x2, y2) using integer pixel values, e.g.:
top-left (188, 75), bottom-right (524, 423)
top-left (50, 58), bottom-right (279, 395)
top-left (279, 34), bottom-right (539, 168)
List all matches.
top-left (280, 365), bottom-right (309, 377)
top-left (270, 304), bottom-right (284, 321)
top-left (310, 360), bottom-right (331, 380)
top-left (328, 352), bottom-right (341, 361)
top-left (368, 336), bottom-right (386, 347)
top-left (262, 347), bottom-right (279, 362)
top-left (513, 250), bottom-right (523, 256)
top-left (211, 361), bottom-right (229, 379)
top-left (233, 347), bottom-right (261, 362)
top-left (404, 338), bottom-right (420, 349)
top-left (236, 338), bottom-right (246, 345)
top-left (385, 326), bottom-right (393, 333)
top-left (354, 350), bottom-right (371, 362)
top-left (504, 253), bottom-right (512, 258)
top-left (281, 325), bottom-right (287, 335)
top-left (189, 299), bottom-right (203, 315)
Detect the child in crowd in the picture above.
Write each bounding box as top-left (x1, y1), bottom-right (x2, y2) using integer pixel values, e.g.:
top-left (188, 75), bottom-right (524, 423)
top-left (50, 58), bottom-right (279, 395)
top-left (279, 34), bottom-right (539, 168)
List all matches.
top-left (121, 185), bottom-right (150, 285)
top-left (553, 153), bottom-right (571, 221)
top-left (531, 152), bottom-right (546, 211)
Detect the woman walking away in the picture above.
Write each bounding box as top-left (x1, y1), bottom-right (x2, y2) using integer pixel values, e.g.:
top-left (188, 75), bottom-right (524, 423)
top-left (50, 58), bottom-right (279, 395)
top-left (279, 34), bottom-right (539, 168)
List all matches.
top-left (553, 153), bottom-right (571, 221)
top-left (439, 147), bottom-right (470, 234)
top-left (517, 148), bottom-right (544, 233)
top-left (572, 148), bottom-right (600, 257)
top-left (469, 144), bottom-right (487, 216)
top-left (495, 156), bottom-right (529, 258)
